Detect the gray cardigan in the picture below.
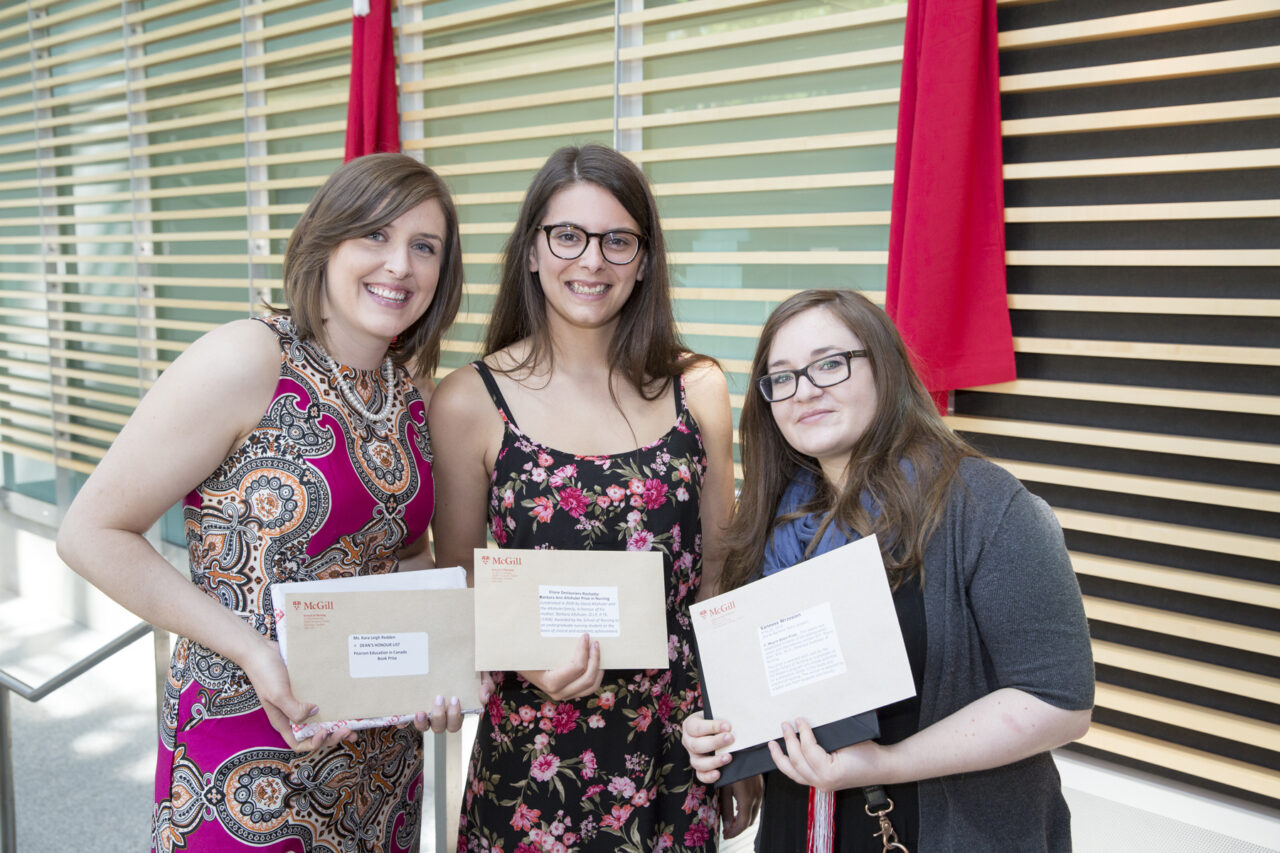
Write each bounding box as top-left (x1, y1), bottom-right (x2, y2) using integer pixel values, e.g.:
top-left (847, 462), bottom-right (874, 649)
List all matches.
top-left (916, 458), bottom-right (1095, 852)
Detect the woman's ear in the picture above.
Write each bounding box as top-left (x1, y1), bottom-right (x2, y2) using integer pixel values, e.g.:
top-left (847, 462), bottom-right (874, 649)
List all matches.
top-left (528, 243), bottom-right (539, 274)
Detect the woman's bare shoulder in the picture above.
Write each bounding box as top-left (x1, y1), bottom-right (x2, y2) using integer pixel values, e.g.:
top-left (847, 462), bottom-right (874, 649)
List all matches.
top-left (428, 362), bottom-right (488, 420)
top-left (163, 318), bottom-right (280, 397)
top-left (681, 359), bottom-right (729, 413)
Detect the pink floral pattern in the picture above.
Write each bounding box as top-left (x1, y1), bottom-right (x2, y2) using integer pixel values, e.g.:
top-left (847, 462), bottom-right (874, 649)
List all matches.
top-left (459, 366), bottom-right (717, 853)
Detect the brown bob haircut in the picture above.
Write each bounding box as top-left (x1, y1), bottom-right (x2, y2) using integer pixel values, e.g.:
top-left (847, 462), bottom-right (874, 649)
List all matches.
top-left (484, 144), bottom-right (705, 395)
top-left (281, 152), bottom-right (463, 379)
top-left (721, 289), bottom-right (978, 592)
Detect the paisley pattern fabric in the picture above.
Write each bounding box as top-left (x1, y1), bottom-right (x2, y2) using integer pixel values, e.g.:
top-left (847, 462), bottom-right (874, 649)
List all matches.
top-left (153, 315), bottom-right (433, 852)
top-left (458, 363), bottom-right (719, 853)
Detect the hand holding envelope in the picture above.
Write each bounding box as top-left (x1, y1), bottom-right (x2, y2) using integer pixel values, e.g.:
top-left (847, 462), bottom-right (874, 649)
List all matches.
top-left (273, 566), bottom-right (480, 740)
top-left (472, 547), bottom-right (668, 672)
top-left (274, 549), bottom-right (671, 737)
top-left (514, 631), bottom-right (604, 702)
top-left (689, 536), bottom-right (915, 785)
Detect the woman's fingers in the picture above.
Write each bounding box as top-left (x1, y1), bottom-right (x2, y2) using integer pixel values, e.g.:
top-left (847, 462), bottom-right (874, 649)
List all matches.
top-left (682, 711), bottom-right (738, 783)
top-left (681, 713), bottom-right (734, 769)
top-left (313, 726), bottom-right (356, 751)
top-left (767, 722), bottom-right (820, 787)
top-left (766, 737), bottom-right (801, 785)
top-left (720, 777), bottom-right (763, 839)
top-left (414, 695), bottom-right (447, 732)
top-left (520, 634), bottom-right (602, 700)
top-left (566, 637), bottom-right (603, 697)
top-left (415, 696), bottom-right (465, 734)
top-left (781, 721), bottom-right (819, 778)
top-left (256, 689), bottom-right (320, 751)
top-left (792, 718), bottom-right (832, 769)
top-left (412, 694), bottom-right (465, 734)
top-left (443, 696), bottom-right (464, 732)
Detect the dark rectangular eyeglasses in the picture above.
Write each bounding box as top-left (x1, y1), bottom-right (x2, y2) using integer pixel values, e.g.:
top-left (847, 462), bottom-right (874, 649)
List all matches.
top-left (756, 349), bottom-right (869, 402)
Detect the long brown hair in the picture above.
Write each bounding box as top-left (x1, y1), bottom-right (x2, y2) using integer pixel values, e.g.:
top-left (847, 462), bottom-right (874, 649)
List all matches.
top-left (721, 289), bottom-right (979, 591)
top-left (281, 152), bottom-right (463, 380)
top-left (484, 144), bottom-right (701, 395)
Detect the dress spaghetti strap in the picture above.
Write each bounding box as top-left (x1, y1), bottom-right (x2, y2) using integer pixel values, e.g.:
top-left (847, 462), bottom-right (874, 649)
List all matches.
top-left (470, 361), bottom-right (520, 429)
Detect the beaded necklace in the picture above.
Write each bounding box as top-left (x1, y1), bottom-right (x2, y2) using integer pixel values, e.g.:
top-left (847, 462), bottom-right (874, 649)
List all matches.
top-left (312, 338), bottom-right (397, 434)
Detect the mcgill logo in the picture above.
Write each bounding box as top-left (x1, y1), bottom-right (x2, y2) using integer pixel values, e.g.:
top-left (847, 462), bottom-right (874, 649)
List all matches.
top-left (700, 601), bottom-right (736, 619)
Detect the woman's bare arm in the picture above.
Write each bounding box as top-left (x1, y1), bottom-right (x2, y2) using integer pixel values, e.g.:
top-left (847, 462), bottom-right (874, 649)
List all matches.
top-left (682, 363), bottom-right (735, 601)
top-left (56, 320), bottom-right (347, 750)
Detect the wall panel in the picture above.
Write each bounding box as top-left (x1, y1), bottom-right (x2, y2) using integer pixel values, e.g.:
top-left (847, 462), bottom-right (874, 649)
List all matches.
top-left (971, 0), bottom-right (1280, 807)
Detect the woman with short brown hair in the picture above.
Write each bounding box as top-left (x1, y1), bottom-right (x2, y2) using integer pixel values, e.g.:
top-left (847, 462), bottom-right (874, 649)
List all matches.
top-left (59, 153), bottom-right (464, 852)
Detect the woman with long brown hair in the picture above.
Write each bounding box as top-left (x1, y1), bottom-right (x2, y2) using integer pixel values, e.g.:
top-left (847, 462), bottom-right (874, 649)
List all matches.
top-left (682, 289), bottom-right (1093, 852)
top-left (430, 143), bottom-right (758, 852)
top-left (58, 153), bottom-right (466, 852)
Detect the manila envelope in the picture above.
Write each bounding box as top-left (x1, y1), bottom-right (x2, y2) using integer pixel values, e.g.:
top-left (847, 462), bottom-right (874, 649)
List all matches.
top-left (275, 568), bottom-right (480, 727)
top-left (691, 536), bottom-right (915, 754)
top-left (473, 548), bottom-right (668, 671)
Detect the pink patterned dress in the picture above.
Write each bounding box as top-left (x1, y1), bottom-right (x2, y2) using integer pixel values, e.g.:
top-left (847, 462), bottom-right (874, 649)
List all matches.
top-left (153, 315), bottom-right (434, 852)
top-left (458, 362), bottom-right (719, 853)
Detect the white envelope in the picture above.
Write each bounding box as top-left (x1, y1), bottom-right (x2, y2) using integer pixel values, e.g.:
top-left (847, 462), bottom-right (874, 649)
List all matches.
top-left (691, 536), bottom-right (915, 752)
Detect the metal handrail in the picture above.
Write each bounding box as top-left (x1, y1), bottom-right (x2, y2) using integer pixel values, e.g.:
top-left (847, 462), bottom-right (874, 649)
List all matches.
top-left (1, 622), bottom-right (462, 852)
top-left (0, 620), bottom-right (153, 853)
top-left (0, 621), bottom-right (151, 702)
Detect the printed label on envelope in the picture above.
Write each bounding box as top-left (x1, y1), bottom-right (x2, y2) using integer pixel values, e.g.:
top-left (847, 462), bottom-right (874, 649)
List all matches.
top-left (539, 585), bottom-right (621, 637)
top-left (759, 603), bottom-right (847, 696)
top-left (348, 632), bottom-right (430, 679)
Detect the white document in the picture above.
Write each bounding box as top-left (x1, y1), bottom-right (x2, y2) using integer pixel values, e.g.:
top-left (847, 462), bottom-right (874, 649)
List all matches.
top-left (691, 536), bottom-right (915, 752)
top-left (758, 602), bottom-right (848, 696)
top-left (348, 632), bottom-right (430, 678)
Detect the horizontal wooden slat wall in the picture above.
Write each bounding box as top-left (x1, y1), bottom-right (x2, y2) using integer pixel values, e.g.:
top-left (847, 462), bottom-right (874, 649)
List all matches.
top-left (969, 0), bottom-right (1280, 807)
top-left (401, 0), bottom-right (907, 375)
top-left (0, 0), bottom-right (350, 493)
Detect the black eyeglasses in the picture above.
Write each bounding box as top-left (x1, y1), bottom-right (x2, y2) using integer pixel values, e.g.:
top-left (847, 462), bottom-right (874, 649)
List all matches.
top-left (757, 350), bottom-right (869, 403)
top-left (540, 224), bottom-right (644, 265)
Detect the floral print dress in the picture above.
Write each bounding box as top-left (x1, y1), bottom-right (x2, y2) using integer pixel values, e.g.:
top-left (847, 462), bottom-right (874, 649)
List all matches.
top-left (458, 362), bottom-right (719, 853)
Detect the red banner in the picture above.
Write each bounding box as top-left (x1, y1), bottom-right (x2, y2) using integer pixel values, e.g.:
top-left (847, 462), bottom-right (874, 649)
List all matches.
top-left (344, 0), bottom-right (401, 161)
top-left (885, 0), bottom-right (1015, 413)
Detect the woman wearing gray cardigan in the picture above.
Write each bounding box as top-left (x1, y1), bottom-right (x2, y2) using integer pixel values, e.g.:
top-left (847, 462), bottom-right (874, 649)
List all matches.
top-left (682, 290), bottom-right (1094, 852)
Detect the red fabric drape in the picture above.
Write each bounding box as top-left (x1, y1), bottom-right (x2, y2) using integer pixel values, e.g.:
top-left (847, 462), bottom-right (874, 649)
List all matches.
top-left (885, 0), bottom-right (1015, 414)
top-left (344, 0), bottom-right (401, 161)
